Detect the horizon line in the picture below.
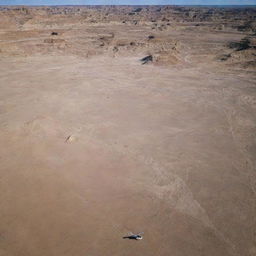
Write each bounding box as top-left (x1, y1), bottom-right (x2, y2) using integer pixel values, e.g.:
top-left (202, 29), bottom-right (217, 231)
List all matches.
top-left (1, 4), bottom-right (256, 6)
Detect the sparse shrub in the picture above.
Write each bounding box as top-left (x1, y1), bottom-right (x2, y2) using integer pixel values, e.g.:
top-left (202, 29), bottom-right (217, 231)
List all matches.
top-left (227, 38), bottom-right (251, 51)
top-left (133, 7), bottom-right (142, 13)
top-left (219, 54), bottom-right (231, 61)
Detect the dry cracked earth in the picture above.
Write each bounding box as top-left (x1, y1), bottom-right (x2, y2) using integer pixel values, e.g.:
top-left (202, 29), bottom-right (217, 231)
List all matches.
top-left (0, 5), bottom-right (256, 256)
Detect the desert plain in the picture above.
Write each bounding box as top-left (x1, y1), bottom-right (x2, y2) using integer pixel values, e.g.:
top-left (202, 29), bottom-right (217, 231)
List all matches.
top-left (0, 5), bottom-right (256, 256)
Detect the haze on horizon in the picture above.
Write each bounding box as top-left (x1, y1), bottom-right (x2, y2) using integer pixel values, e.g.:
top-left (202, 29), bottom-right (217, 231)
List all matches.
top-left (0, 0), bottom-right (256, 5)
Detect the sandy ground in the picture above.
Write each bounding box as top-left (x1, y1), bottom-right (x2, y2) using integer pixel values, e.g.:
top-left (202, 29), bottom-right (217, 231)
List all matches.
top-left (0, 6), bottom-right (256, 256)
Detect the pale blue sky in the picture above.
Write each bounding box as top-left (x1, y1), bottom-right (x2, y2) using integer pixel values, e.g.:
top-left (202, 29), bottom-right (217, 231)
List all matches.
top-left (0, 0), bottom-right (255, 5)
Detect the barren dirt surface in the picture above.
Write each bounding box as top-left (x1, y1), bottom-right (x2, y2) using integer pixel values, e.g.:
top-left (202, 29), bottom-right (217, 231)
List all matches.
top-left (0, 6), bottom-right (256, 256)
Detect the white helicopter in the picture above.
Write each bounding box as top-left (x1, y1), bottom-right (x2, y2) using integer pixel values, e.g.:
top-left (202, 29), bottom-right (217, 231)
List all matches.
top-left (123, 232), bottom-right (144, 240)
